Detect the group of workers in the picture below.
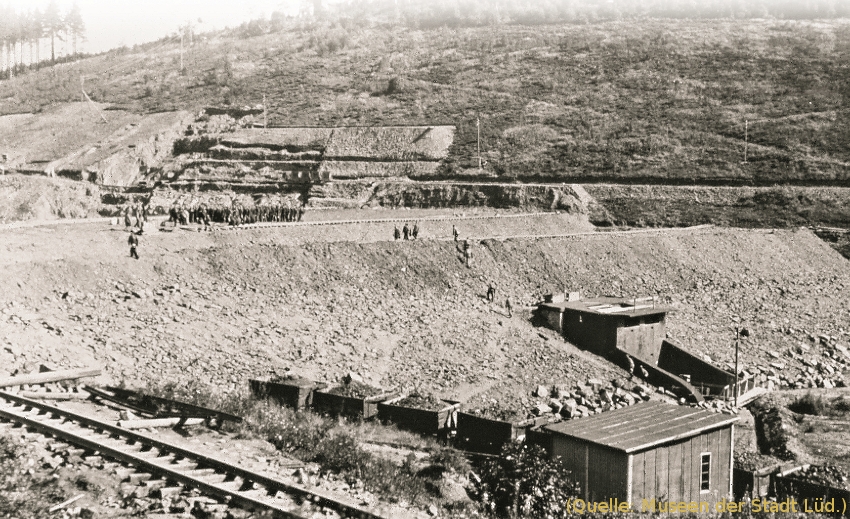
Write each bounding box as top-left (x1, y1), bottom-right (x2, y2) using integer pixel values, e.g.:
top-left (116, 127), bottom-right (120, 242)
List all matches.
top-left (168, 203), bottom-right (305, 228)
top-left (393, 222), bottom-right (420, 240)
top-left (124, 203), bottom-right (149, 233)
top-left (486, 282), bottom-right (513, 317)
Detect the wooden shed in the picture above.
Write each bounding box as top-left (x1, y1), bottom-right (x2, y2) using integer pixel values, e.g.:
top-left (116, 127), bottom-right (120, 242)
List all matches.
top-left (542, 401), bottom-right (737, 507)
top-left (536, 296), bottom-right (670, 363)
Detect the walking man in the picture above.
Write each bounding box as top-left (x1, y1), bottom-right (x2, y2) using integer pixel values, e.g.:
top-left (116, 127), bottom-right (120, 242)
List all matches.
top-left (452, 225), bottom-right (458, 242)
top-left (412, 222), bottom-right (419, 240)
top-left (486, 283), bottom-right (496, 302)
top-left (505, 296), bottom-right (513, 318)
top-left (128, 231), bottom-right (139, 260)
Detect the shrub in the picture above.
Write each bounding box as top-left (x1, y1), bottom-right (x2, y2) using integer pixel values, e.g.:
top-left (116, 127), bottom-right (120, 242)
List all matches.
top-left (789, 392), bottom-right (829, 415)
top-left (429, 446), bottom-right (472, 475)
top-left (0, 437), bottom-right (65, 516)
top-left (141, 380), bottom-right (441, 506)
top-left (471, 440), bottom-right (579, 518)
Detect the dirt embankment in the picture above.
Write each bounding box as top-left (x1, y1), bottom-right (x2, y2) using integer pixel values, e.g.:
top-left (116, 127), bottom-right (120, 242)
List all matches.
top-left (0, 175), bottom-right (102, 223)
top-left (1, 225), bottom-right (848, 418)
top-left (584, 184), bottom-right (850, 229)
top-left (307, 180), bottom-right (588, 212)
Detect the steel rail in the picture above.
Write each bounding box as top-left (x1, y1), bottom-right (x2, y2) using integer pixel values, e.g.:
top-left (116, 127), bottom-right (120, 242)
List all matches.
top-left (0, 391), bottom-right (385, 519)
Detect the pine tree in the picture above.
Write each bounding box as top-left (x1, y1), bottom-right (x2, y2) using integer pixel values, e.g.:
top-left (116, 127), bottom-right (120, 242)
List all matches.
top-left (44, 0), bottom-right (63, 64)
top-left (66, 2), bottom-right (85, 57)
top-left (7, 9), bottom-right (18, 76)
top-left (32, 8), bottom-right (44, 69)
top-left (0, 6), bottom-right (9, 79)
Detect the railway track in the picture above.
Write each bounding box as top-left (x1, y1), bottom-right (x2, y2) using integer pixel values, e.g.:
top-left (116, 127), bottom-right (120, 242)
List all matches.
top-left (0, 391), bottom-right (385, 519)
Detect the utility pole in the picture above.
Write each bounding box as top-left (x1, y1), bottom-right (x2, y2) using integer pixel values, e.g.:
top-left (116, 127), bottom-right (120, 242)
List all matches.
top-left (81, 76), bottom-right (85, 103)
top-left (263, 94), bottom-right (268, 129)
top-left (734, 326), bottom-right (740, 407)
top-left (180, 30), bottom-right (184, 73)
top-left (743, 119), bottom-right (748, 163)
top-left (477, 117), bottom-right (481, 171)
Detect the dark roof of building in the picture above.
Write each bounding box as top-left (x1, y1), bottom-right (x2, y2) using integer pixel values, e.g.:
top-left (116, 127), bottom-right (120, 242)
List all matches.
top-left (543, 401), bottom-right (737, 453)
top-left (538, 296), bottom-right (671, 318)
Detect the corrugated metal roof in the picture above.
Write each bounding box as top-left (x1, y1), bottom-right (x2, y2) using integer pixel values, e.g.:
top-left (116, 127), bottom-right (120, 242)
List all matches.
top-left (543, 401), bottom-right (737, 454)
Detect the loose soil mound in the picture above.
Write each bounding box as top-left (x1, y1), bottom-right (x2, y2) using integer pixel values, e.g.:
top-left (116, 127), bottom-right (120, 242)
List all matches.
top-left (0, 175), bottom-right (101, 223)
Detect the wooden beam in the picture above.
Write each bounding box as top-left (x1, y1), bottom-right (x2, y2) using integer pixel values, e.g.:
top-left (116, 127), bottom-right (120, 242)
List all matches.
top-left (0, 368), bottom-right (100, 388)
top-left (118, 417), bottom-right (205, 429)
top-left (19, 391), bottom-right (90, 400)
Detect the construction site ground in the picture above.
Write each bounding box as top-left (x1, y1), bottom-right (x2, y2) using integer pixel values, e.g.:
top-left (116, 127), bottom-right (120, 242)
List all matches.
top-left (2, 207), bottom-right (850, 516)
top-left (2, 211), bottom-right (849, 403)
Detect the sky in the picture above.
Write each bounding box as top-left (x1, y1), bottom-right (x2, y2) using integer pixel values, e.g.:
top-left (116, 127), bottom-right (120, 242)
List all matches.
top-left (4, 0), bottom-right (304, 54)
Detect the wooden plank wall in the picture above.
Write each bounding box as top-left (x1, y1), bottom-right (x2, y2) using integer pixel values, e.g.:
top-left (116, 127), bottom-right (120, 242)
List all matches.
top-left (552, 437), bottom-right (628, 501)
top-left (630, 427), bottom-right (732, 506)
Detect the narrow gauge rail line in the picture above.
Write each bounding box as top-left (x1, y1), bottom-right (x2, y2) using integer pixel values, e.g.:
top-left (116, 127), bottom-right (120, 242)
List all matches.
top-left (0, 391), bottom-right (385, 519)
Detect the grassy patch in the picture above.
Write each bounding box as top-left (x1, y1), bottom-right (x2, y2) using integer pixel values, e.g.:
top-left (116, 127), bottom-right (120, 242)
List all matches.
top-left (0, 436), bottom-right (67, 516)
top-left (142, 380), bottom-right (471, 510)
top-left (790, 392), bottom-right (850, 417)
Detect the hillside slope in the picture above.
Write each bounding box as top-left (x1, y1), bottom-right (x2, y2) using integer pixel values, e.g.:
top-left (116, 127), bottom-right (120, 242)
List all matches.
top-left (2, 19), bottom-right (849, 184)
top-left (1, 222), bottom-right (847, 413)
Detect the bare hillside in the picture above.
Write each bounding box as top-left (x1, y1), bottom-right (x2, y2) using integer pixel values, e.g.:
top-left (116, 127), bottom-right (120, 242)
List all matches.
top-left (2, 19), bottom-right (850, 185)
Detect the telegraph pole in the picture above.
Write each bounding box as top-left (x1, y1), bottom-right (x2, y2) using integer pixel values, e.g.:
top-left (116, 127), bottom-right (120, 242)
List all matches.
top-left (180, 30), bottom-right (184, 73)
top-left (476, 117), bottom-right (481, 171)
top-left (734, 326), bottom-right (740, 407)
top-left (263, 94), bottom-right (268, 128)
top-left (743, 119), bottom-right (748, 163)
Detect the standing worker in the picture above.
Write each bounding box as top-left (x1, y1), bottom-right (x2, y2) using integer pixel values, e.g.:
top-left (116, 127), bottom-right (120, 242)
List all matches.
top-left (128, 231), bottom-right (139, 260)
top-left (452, 225), bottom-right (458, 242)
top-left (412, 222), bottom-right (419, 240)
top-left (486, 283), bottom-right (496, 302)
top-left (505, 296), bottom-right (513, 318)
top-left (402, 223), bottom-right (410, 240)
top-left (394, 226), bottom-right (401, 240)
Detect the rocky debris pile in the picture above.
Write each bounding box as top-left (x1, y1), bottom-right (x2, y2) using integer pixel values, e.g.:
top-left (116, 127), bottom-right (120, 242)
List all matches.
top-left (269, 373), bottom-right (314, 385)
top-left (695, 398), bottom-right (740, 415)
top-left (734, 451), bottom-right (783, 472)
top-left (463, 404), bottom-right (524, 422)
top-left (394, 392), bottom-right (447, 410)
top-left (524, 378), bottom-right (652, 421)
top-left (790, 464), bottom-right (850, 490)
top-left (758, 332), bottom-right (850, 390)
top-left (327, 380), bottom-right (386, 399)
